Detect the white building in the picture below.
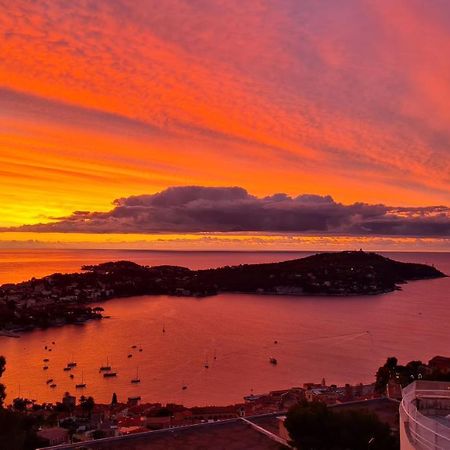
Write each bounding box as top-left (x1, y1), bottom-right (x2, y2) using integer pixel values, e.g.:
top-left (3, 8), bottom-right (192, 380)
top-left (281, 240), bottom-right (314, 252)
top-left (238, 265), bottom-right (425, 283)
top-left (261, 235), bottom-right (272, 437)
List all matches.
top-left (399, 380), bottom-right (450, 449)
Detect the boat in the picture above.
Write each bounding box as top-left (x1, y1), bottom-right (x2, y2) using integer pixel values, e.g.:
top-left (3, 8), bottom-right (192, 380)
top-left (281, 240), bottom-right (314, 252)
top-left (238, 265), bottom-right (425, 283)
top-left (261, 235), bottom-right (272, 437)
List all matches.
top-left (46, 379), bottom-right (53, 384)
top-left (103, 372), bottom-right (117, 377)
top-left (204, 360), bottom-right (209, 369)
top-left (43, 366), bottom-right (49, 370)
top-left (139, 348), bottom-right (143, 352)
top-left (131, 345), bottom-right (137, 349)
top-left (127, 354), bottom-right (133, 358)
top-left (43, 358), bottom-right (49, 362)
top-left (75, 371), bottom-right (86, 388)
top-left (63, 367), bottom-right (71, 371)
top-left (69, 374), bottom-right (74, 379)
top-left (269, 357), bottom-right (278, 365)
top-left (67, 355), bottom-right (77, 367)
top-left (99, 357), bottom-right (111, 372)
top-left (182, 385), bottom-right (187, 390)
top-left (50, 384), bottom-right (57, 388)
top-left (131, 367), bottom-right (140, 384)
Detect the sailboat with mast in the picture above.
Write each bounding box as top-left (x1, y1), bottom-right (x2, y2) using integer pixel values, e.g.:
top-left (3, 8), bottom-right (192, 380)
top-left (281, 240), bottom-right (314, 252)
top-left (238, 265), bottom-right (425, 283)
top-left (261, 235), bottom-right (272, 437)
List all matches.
top-left (75, 370), bottom-right (86, 388)
top-left (131, 367), bottom-right (140, 384)
top-left (99, 356), bottom-right (111, 372)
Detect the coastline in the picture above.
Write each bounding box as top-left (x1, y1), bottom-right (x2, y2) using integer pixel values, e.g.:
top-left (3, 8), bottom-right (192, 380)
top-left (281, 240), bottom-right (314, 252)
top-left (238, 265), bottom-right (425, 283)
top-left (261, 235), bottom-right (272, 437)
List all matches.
top-left (0, 251), bottom-right (445, 334)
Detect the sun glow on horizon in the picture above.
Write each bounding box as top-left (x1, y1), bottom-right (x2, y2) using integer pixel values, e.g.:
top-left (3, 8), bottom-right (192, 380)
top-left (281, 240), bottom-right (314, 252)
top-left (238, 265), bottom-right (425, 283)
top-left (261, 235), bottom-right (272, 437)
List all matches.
top-left (0, 232), bottom-right (448, 252)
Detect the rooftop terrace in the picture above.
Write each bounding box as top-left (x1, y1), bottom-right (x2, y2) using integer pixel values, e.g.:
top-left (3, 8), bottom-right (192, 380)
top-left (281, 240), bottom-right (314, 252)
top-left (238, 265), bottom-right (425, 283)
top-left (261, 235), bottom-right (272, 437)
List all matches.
top-left (38, 413), bottom-right (290, 450)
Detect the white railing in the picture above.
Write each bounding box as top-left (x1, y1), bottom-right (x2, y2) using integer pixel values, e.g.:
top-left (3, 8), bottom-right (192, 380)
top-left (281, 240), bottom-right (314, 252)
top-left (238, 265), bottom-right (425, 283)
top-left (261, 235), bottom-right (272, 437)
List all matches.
top-left (400, 381), bottom-right (450, 450)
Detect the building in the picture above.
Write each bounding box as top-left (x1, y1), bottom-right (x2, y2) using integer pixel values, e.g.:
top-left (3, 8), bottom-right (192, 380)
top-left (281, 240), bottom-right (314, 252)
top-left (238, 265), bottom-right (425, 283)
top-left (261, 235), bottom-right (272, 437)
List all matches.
top-left (36, 427), bottom-right (69, 446)
top-left (428, 356), bottom-right (450, 375)
top-left (399, 380), bottom-right (450, 450)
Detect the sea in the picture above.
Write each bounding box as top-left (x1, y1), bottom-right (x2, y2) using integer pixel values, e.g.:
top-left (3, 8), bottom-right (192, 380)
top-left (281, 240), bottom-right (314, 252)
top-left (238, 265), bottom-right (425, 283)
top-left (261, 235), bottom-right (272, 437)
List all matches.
top-left (0, 249), bottom-right (448, 407)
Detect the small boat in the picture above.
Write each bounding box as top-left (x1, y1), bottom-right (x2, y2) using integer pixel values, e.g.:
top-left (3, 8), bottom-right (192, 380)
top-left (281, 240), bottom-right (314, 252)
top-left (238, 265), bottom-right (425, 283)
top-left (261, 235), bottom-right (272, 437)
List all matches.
top-left (274, 340), bottom-right (278, 344)
top-left (63, 367), bottom-right (71, 371)
top-left (48, 349), bottom-right (52, 352)
top-left (43, 358), bottom-right (49, 362)
top-left (75, 371), bottom-right (86, 388)
top-left (46, 379), bottom-right (53, 384)
top-left (139, 348), bottom-right (143, 352)
top-left (127, 354), bottom-right (133, 358)
top-left (131, 367), bottom-right (140, 384)
top-left (50, 383), bottom-right (57, 388)
top-left (99, 357), bottom-right (111, 372)
top-left (162, 323), bottom-right (165, 333)
top-left (69, 374), bottom-right (74, 379)
top-left (52, 341), bottom-right (55, 345)
top-left (103, 372), bottom-right (117, 378)
top-left (43, 366), bottom-right (49, 370)
top-left (269, 357), bottom-right (278, 365)
top-left (182, 385), bottom-right (187, 390)
top-left (44, 346), bottom-right (47, 350)
top-left (204, 361), bottom-right (209, 369)
top-left (131, 345), bottom-right (137, 349)
top-left (67, 355), bottom-right (77, 367)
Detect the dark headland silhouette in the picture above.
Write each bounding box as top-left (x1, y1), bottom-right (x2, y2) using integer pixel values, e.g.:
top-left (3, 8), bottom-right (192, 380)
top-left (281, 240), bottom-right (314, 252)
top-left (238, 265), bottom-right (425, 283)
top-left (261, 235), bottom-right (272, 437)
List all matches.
top-left (0, 251), bottom-right (445, 332)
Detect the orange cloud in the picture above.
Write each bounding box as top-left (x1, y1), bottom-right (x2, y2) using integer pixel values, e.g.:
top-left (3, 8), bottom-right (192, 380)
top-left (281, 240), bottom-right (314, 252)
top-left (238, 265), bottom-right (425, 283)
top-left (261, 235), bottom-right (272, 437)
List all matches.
top-left (0, 0), bottom-right (449, 239)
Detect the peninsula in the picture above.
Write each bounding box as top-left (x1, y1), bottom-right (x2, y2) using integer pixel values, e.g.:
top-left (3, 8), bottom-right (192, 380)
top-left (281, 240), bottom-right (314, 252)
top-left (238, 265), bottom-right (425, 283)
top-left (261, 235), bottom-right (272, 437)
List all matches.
top-left (0, 251), bottom-right (445, 333)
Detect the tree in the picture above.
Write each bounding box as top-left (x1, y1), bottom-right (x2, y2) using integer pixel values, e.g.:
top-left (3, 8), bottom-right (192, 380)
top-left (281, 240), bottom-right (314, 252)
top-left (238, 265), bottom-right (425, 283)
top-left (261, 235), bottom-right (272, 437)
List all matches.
top-left (375, 357), bottom-right (399, 394)
top-left (284, 401), bottom-right (336, 450)
top-left (284, 401), bottom-right (398, 450)
top-left (12, 398), bottom-right (32, 412)
top-left (0, 356), bottom-right (41, 449)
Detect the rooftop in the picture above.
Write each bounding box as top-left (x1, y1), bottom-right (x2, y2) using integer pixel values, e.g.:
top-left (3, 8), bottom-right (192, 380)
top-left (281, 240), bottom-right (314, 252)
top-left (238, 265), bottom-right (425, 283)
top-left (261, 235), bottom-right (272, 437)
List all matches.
top-left (38, 414), bottom-right (290, 450)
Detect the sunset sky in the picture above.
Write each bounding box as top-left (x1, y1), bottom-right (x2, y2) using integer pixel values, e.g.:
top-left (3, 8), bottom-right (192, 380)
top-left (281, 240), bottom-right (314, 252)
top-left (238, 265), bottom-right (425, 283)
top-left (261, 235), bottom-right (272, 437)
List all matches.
top-left (0, 0), bottom-right (449, 250)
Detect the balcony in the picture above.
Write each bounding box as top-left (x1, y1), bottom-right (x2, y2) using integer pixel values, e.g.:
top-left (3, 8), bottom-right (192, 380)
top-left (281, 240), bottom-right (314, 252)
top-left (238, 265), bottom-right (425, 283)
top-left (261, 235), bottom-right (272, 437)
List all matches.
top-left (400, 381), bottom-right (450, 450)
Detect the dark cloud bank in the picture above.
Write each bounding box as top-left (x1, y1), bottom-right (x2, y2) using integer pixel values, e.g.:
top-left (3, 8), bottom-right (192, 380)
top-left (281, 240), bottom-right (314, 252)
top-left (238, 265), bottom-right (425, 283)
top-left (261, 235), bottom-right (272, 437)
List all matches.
top-left (8, 187), bottom-right (450, 237)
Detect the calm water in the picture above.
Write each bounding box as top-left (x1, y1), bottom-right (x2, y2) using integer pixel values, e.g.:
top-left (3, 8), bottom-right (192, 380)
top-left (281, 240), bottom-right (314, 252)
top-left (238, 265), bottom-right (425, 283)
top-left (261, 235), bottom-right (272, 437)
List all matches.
top-left (0, 250), bottom-right (449, 406)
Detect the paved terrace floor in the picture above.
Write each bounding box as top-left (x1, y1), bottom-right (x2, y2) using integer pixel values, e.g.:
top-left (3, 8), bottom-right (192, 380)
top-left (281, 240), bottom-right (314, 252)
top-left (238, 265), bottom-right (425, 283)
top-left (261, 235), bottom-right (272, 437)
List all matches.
top-left (39, 416), bottom-right (289, 450)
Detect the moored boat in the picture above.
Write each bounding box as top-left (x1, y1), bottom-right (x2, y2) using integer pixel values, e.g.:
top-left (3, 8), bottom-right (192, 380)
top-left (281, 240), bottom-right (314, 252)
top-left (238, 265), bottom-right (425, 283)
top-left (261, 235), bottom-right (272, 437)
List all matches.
top-left (131, 367), bottom-right (140, 384)
top-left (75, 371), bottom-right (86, 388)
top-left (103, 372), bottom-right (117, 377)
top-left (99, 356), bottom-right (111, 372)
